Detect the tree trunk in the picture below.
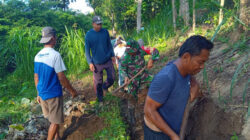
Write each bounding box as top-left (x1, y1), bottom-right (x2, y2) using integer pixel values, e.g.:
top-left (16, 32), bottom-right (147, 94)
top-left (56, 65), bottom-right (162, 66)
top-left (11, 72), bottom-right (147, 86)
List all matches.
top-left (218, 0), bottom-right (225, 25)
top-left (112, 12), bottom-right (115, 35)
top-left (239, 0), bottom-right (249, 31)
top-left (172, 0), bottom-right (177, 31)
top-left (137, 0), bottom-right (142, 33)
top-left (192, 0), bottom-right (196, 32)
top-left (180, 0), bottom-right (190, 26)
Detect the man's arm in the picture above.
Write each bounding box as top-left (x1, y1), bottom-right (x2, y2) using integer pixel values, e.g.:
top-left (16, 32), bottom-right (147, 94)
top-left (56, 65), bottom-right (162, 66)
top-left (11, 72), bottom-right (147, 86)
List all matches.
top-left (141, 47), bottom-right (159, 69)
top-left (144, 96), bottom-right (180, 140)
top-left (34, 74), bottom-right (39, 90)
top-left (85, 36), bottom-right (95, 71)
top-left (85, 36), bottom-right (93, 64)
top-left (34, 73), bottom-right (41, 103)
top-left (57, 72), bottom-right (77, 98)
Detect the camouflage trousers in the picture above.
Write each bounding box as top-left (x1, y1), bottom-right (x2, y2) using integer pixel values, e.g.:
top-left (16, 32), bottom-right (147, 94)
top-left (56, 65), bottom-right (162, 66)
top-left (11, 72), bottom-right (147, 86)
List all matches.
top-left (126, 70), bottom-right (153, 98)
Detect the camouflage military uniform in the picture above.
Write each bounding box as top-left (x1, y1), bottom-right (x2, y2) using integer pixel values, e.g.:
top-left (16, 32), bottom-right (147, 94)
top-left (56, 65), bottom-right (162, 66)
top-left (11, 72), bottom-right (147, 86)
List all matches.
top-left (120, 40), bottom-right (159, 97)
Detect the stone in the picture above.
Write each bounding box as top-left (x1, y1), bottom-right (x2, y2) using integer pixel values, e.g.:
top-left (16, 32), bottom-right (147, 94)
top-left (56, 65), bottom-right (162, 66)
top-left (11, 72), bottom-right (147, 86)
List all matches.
top-left (242, 118), bottom-right (250, 139)
top-left (13, 130), bottom-right (25, 140)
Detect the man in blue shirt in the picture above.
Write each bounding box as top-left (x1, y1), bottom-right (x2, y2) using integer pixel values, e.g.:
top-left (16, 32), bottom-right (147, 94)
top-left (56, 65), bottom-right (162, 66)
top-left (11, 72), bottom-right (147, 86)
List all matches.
top-left (85, 16), bottom-right (116, 102)
top-left (34, 27), bottom-right (78, 140)
top-left (144, 35), bottom-right (213, 140)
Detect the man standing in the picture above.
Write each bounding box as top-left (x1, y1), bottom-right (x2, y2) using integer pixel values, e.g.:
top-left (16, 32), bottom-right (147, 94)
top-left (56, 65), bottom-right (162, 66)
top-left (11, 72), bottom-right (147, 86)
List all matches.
top-left (85, 16), bottom-right (116, 102)
top-left (34, 27), bottom-right (77, 140)
top-left (144, 35), bottom-right (213, 140)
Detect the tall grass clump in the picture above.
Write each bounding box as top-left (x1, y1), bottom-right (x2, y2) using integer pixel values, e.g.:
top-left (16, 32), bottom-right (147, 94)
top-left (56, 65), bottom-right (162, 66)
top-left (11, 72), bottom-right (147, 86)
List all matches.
top-left (60, 27), bottom-right (88, 75)
top-left (7, 26), bottom-right (42, 81)
top-left (229, 54), bottom-right (248, 100)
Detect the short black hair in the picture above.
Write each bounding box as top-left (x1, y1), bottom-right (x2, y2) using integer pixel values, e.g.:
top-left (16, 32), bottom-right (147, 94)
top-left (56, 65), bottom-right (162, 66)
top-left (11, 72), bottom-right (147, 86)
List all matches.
top-left (178, 35), bottom-right (213, 57)
top-left (111, 36), bottom-right (116, 40)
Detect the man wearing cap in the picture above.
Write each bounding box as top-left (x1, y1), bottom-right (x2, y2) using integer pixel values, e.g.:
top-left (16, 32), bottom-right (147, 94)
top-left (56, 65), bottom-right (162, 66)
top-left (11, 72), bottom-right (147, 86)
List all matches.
top-left (34, 27), bottom-right (77, 140)
top-left (85, 16), bottom-right (116, 103)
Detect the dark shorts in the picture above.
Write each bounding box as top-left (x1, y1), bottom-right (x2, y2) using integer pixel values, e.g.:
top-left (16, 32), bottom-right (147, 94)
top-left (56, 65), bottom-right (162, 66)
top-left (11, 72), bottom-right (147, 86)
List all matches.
top-left (144, 123), bottom-right (171, 140)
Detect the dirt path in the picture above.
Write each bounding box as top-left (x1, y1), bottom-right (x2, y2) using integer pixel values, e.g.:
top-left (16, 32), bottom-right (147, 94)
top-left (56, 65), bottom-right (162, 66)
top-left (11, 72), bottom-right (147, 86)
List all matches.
top-left (59, 79), bottom-right (107, 140)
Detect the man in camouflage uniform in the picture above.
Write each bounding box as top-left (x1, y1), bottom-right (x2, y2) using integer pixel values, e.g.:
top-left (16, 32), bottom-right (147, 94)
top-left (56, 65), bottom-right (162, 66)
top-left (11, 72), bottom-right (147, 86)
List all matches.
top-left (120, 39), bottom-right (159, 98)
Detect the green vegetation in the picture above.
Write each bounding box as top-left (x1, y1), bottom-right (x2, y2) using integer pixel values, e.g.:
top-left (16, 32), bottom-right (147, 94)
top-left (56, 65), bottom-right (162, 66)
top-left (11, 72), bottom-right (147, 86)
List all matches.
top-left (230, 132), bottom-right (239, 140)
top-left (0, 0), bottom-right (92, 133)
top-left (0, 0), bottom-right (249, 139)
top-left (92, 94), bottom-right (129, 140)
top-left (60, 27), bottom-right (89, 75)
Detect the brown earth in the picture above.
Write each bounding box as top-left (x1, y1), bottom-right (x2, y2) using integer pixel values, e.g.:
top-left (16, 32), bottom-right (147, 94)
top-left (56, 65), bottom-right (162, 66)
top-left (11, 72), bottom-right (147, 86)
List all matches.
top-left (59, 39), bottom-right (249, 140)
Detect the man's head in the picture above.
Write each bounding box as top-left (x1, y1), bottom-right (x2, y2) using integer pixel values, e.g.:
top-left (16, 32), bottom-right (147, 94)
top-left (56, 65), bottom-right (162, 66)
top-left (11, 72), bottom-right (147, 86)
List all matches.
top-left (92, 16), bottom-right (102, 32)
top-left (116, 36), bottom-right (124, 45)
top-left (138, 39), bottom-right (144, 47)
top-left (126, 39), bottom-right (139, 56)
top-left (179, 35), bottom-right (213, 75)
top-left (40, 27), bottom-right (56, 46)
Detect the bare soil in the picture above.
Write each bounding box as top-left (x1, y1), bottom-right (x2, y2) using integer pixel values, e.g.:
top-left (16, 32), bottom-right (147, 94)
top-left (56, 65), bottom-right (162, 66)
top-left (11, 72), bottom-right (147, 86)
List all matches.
top-left (59, 40), bottom-right (249, 140)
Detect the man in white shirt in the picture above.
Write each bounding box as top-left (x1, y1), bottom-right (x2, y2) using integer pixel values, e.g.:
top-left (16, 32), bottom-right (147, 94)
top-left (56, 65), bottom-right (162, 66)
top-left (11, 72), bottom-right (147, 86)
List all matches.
top-left (114, 38), bottom-right (126, 86)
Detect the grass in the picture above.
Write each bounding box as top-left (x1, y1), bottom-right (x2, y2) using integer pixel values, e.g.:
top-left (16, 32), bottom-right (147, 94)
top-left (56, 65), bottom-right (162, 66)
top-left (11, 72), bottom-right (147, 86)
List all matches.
top-left (202, 65), bottom-right (210, 93)
top-left (242, 79), bottom-right (249, 105)
top-left (0, 26), bottom-right (42, 129)
top-left (60, 26), bottom-right (89, 76)
top-left (0, 74), bottom-right (35, 127)
top-left (89, 94), bottom-right (129, 140)
top-left (7, 26), bottom-right (42, 81)
top-left (248, 102), bottom-right (250, 118)
top-left (229, 54), bottom-right (248, 100)
top-left (230, 132), bottom-right (239, 140)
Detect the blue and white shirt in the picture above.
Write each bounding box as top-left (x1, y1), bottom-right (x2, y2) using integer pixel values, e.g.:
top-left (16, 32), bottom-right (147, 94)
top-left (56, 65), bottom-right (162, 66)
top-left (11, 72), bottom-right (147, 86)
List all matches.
top-left (34, 47), bottom-right (66, 100)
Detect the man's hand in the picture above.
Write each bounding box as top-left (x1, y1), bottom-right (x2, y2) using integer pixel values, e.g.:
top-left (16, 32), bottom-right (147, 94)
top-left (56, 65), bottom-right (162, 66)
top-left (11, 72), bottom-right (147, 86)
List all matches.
top-left (124, 77), bottom-right (129, 85)
top-left (189, 77), bottom-right (202, 102)
top-left (37, 96), bottom-right (41, 104)
top-left (89, 64), bottom-right (95, 72)
top-left (70, 89), bottom-right (78, 98)
top-left (57, 71), bottom-right (78, 99)
top-left (147, 59), bottom-right (154, 69)
top-left (111, 57), bottom-right (116, 65)
top-left (170, 134), bottom-right (180, 140)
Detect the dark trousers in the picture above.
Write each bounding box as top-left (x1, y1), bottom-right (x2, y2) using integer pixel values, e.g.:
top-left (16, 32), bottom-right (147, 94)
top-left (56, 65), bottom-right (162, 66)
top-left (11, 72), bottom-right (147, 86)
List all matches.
top-left (144, 123), bottom-right (171, 140)
top-left (93, 59), bottom-right (115, 102)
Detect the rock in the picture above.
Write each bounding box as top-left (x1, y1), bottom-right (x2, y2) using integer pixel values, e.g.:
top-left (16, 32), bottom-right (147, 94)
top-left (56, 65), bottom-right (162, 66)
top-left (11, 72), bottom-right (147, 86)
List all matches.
top-left (6, 115), bottom-right (50, 139)
top-left (64, 99), bottom-right (86, 117)
top-left (31, 104), bottom-right (42, 114)
top-left (38, 131), bottom-right (47, 140)
top-left (242, 118), bottom-right (250, 139)
top-left (13, 130), bottom-right (25, 140)
top-left (21, 98), bottom-right (30, 105)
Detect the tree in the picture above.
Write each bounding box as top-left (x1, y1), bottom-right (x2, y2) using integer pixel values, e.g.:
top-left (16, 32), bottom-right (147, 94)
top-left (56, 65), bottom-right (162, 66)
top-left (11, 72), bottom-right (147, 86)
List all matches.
top-left (192, 0), bottom-right (196, 32)
top-left (172, 0), bottom-right (177, 31)
top-left (136, 0), bottom-right (142, 33)
top-left (179, 0), bottom-right (190, 26)
top-left (218, 0), bottom-right (225, 25)
top-left (239, 0), bottom-right (249, 32)
top-left (86, 0), bottom-right (102, 14)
